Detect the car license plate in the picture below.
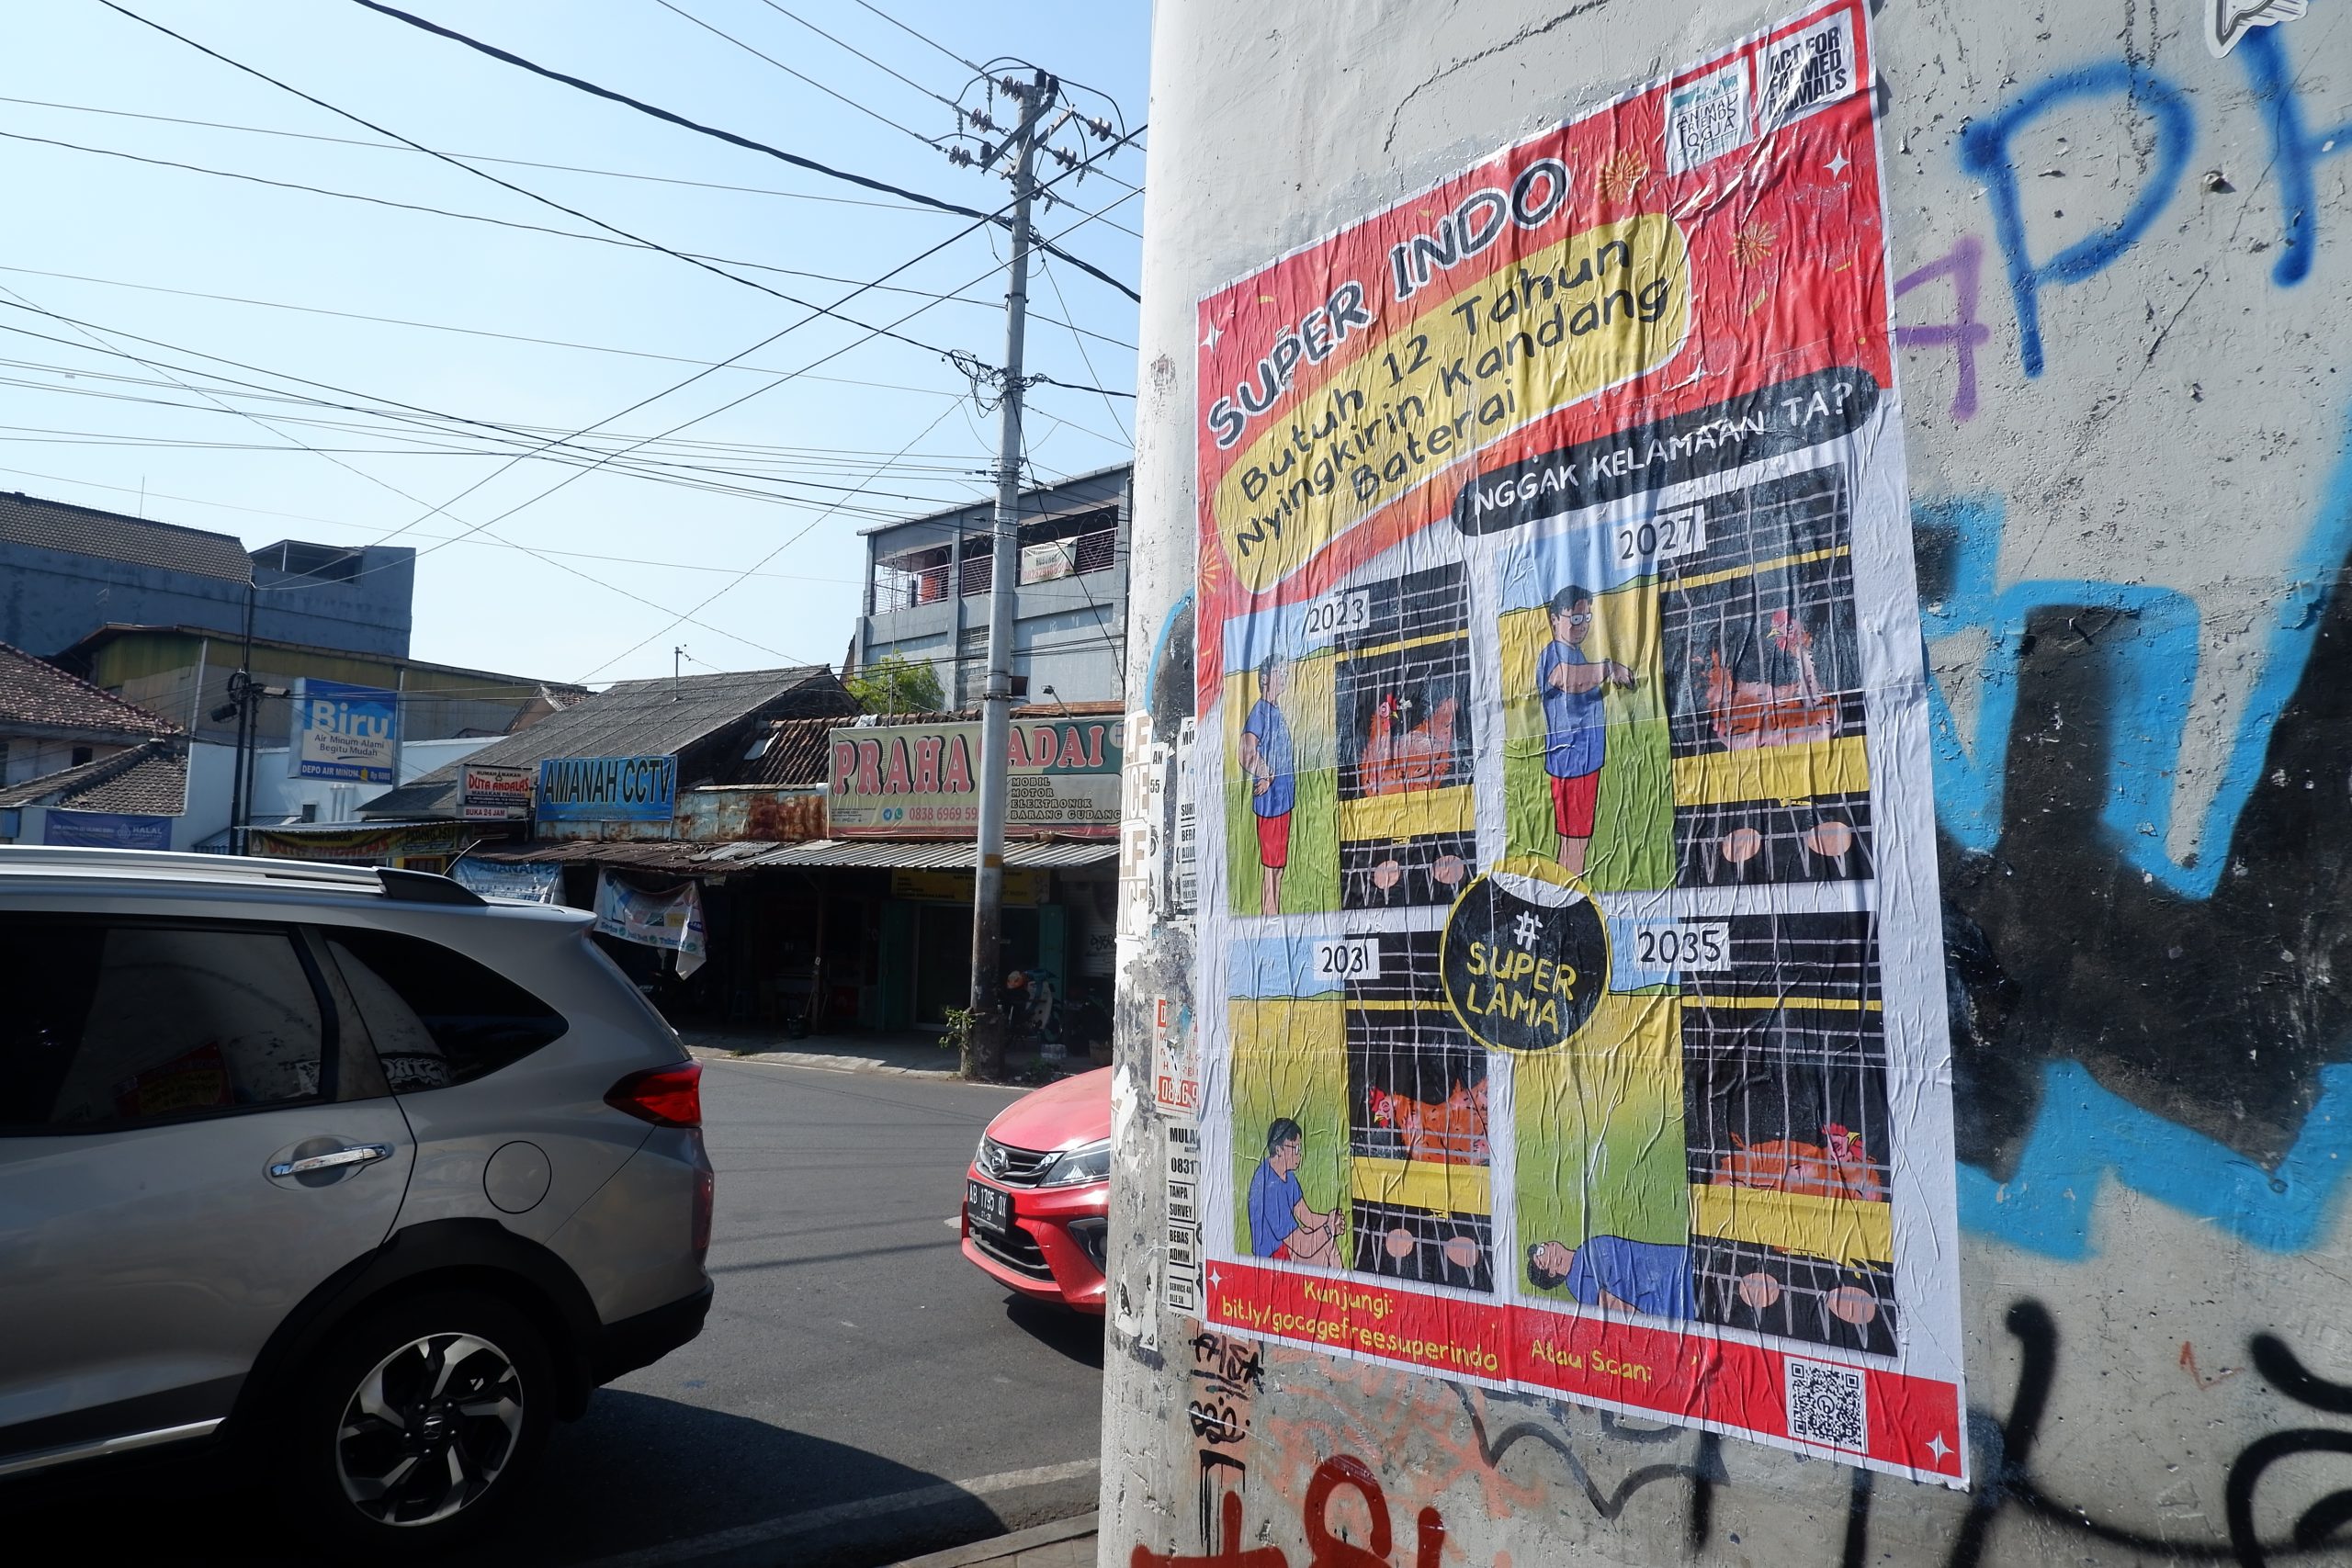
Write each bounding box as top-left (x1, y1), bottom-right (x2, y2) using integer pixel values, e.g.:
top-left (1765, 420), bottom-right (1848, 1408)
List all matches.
top-left (967, 1179), bottom-right (1011, 1237)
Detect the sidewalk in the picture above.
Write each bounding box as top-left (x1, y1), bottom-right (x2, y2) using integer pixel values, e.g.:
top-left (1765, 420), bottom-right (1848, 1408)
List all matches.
top-left (680, 1024), bottom-right (962, 1077)
top-left (887, 1514), bottom-right (1099, 1568)
top-left (680, 1024), bottom-right (1111, 1081)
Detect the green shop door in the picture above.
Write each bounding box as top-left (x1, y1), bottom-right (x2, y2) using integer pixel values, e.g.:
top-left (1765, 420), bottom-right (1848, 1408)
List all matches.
top-left (874, 899), bottom-right (915, 1031)
top-left (911, 902), bottom-right (973, 1028)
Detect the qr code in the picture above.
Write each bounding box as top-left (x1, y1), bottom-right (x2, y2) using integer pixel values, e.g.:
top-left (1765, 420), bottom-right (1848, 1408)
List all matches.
top-left (1784, 1357), bottom-right (1869, 1451)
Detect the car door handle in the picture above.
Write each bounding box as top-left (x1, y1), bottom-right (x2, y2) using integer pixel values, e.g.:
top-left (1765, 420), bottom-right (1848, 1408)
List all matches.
top-left (269, 1144), bottom-right (393, 1178)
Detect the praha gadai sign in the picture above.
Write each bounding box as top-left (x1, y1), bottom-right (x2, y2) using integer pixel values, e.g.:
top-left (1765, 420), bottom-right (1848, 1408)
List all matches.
top-left (826, 719), bottom-right (1121, 839)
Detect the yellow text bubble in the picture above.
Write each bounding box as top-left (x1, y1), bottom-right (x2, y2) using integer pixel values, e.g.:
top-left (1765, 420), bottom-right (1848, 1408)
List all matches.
top-left (1213, 214), bottom-right (1690, 594)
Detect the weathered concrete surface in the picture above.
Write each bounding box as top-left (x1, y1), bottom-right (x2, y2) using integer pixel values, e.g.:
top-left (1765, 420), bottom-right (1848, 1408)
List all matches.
top-left (1105, 1), bottom-right (2352, 1563)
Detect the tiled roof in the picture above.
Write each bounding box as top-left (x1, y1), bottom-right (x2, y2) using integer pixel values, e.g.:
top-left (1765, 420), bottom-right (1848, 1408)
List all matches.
top-left (0, 641), bottom-right (182, 739)
top-left (0, 491), bottom-right (253, 581)
top-left (0, 738), bottom-right (187, 814)
top-left (363, 664), bottom-right (854, 818)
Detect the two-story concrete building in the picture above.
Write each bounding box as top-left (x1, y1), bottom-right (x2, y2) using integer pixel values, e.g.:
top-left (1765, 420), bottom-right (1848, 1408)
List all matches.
top-left (0, 491), bottom-right (415, 658)
top-left (851, 464), bottom-right (1128, 706)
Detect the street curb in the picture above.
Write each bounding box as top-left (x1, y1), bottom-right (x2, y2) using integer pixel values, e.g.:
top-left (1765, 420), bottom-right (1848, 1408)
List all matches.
top-left (884, 1513), bottom-right (1100, 1568)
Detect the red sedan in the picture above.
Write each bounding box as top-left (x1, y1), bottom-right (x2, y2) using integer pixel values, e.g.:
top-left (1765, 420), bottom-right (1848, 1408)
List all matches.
top-left (961, 1066), bottom-right (1111, 1314)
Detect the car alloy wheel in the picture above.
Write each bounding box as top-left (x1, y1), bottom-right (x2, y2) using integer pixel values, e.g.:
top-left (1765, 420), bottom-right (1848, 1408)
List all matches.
top-left (333, 1331), bottom-right (526, 1528)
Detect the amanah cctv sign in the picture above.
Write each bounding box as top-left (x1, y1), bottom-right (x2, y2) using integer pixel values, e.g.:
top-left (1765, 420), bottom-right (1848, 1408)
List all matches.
top-left (290, 678), bottom-right (398, 784)
top-left (536, 754), bottom-right (678, 824)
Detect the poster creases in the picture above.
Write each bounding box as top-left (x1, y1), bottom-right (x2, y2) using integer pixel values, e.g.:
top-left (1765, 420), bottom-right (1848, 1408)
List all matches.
top-left (1189, 0), bottom-right (1965, 1485)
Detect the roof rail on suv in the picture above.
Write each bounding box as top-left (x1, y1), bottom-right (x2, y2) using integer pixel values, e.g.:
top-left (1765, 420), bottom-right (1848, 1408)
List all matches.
top-left (0, 847), bottom-right (483, 906)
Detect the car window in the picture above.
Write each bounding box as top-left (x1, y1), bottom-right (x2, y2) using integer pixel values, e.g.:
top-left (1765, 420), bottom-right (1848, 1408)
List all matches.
top-left (0, 917), bottom-right (332, 1133)
top-left (324, 928), bottom-right (569, 1092)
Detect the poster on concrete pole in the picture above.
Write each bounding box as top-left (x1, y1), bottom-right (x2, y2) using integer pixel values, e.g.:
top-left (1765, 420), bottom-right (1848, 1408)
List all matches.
top-left (1189, 0), bottom-right (1967, 1483)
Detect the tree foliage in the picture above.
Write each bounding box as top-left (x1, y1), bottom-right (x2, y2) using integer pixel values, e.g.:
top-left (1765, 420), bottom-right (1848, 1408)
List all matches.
top-left (845, 652), bottom-right (945, 715)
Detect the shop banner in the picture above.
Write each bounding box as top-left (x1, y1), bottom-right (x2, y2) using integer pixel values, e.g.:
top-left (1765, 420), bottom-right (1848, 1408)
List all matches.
top-left (42, 808), bottom-right (172, 850)
top-left (450, 858), bottom-right (562, 903)
top-left (290, 678), bottom-right (398, 784)
top-left (248, 823), bottom-right (474, 862)
top-left (827, 718), bottom-right (1122, 839)
top-left (537, 754), bottom-right (677, 824)
top-left (1191, 1), bottom-right (1965, 1483)
top-left (888, 867), bottom-right (1042, 905)
top-left (461, 763), bottom-right (534, 821)
top-left (594, 869), bottom-right (707, 976)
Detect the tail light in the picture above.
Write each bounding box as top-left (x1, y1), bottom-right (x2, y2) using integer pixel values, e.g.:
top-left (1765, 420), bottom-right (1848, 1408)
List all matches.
top-left (606, 1062), bottom-right (703, 1127)
top-left (692, 1165), bottom-right (715, 1258)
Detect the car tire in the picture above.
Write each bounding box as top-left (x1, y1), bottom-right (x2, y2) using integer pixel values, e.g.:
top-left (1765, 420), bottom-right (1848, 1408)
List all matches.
top-left (275, 1289), bottom-right (555, 1557)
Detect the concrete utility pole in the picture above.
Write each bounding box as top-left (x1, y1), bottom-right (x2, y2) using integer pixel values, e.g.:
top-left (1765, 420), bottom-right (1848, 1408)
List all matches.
top-left (966, 70), bottom-right (1057, 1080)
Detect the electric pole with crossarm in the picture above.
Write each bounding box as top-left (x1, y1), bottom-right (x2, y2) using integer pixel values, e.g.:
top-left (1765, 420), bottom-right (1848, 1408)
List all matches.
top-left (962, 68), bottom-right (1057, 1080)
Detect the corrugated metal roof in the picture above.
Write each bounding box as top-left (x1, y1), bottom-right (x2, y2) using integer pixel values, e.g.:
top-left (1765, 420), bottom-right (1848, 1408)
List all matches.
top-left (364, 664), bottom-right (852, 819)
top-left (741, 838), bottom-right (1118, 869)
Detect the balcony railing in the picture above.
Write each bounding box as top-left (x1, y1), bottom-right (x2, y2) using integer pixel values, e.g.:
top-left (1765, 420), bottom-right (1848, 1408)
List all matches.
top-left (871, 525), bottom-right (1118, 614)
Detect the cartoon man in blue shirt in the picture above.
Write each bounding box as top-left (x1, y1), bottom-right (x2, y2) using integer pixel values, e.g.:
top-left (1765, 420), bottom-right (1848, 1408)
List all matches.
top-left (1247, 1118), bottom-right (1339, 1266)
top-left (1238, 656), bottom-right (1296, 917)
top-left (1537, 585), bottom-right (1635, 878)
top-left (1527, 1235), bottom-right (1695, 1319)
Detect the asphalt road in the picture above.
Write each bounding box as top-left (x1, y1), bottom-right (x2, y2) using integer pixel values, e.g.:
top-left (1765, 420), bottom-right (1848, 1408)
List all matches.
top-left (1, 1058), bottom-right (1106, 1566)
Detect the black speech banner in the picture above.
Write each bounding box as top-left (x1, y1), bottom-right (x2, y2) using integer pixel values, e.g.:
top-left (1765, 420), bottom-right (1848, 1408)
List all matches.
top-left (1451, 367), bottom-right (1881, 536)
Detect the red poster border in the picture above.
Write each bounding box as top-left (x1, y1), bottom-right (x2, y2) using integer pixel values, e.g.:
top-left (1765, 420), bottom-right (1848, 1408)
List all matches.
top-left (1206, 1260), bottom-right (1963, 1481)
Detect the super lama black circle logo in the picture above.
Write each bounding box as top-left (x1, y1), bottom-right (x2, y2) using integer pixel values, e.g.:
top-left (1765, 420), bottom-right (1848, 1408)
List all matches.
top-left (1440, 856), bottom-right (1609, 1053)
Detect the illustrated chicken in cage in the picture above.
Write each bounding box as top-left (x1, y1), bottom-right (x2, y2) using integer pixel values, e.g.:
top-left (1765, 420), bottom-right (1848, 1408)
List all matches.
top-left (1344, 930), bottom-right (1493, 1292)
top-left (1682, 911), bottom-right (1898, 1353)
top-left (1333, 563), bottom-right (1478, 908)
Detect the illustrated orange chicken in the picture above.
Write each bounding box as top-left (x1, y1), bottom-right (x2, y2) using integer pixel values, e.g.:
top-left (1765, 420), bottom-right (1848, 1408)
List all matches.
top-left (1702, 610), bottom-right (1839, 750)
top-left (1369, 1078), bottom-right (1489, 1165)
top-left (1359, 692), bottom-right (1459, 795)
top-left (1711, 1123), bottom-right (1883, 1202)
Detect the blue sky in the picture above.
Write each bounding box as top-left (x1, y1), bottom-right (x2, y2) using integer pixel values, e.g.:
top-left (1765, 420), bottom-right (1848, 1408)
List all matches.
top-left (2, 0), bottom-right (1148, 682)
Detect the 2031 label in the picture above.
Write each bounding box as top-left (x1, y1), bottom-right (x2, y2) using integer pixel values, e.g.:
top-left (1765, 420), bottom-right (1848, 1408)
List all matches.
top-left (1312, 936), bottom-right (1381, 980)
top-left (1629, 920), bottom-right (1730, 971)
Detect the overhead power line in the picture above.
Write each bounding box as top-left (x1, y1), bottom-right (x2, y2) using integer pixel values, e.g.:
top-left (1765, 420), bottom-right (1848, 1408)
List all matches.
top-left (0, 275), bottom-right (813, 666)
top-left (651, 0), bottom-right (943, 150)
top-left (574, 400), bottom-right (962, 682)
top-left (0, 94), bottom-right (944, 212)
top-left (344, 0), bottom-right (1142, 302)
top-left (76, 0), bottom-right (1142, 633)
top-left (0, 301), bottom-right (988, 513)
top-left (0, 130), bottom-right (1137, 342)
top-left (850, 0), bottom-right (984, 75)
top-left (752, 1), bottom-right (961, 109)
top-left (93, 5), bottom-right (991, 363)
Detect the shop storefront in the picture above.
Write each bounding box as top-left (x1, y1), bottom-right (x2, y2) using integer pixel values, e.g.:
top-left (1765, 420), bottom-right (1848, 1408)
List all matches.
top-left (246, 818), bottom-right (501, 872)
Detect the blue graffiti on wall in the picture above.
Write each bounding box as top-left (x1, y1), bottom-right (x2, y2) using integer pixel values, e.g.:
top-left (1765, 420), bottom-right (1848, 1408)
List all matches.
top-left (1921, 404), bottom-right (2352, 901)
top-left (1954, 29), bottom-right (2350, 379)
top-left (1932, 36), bottom-right (2352, 1257)
top-left (1959, 1061), bottom-right (2352, 1260)
top-left (1956, 65), bottom-right (2193, 378)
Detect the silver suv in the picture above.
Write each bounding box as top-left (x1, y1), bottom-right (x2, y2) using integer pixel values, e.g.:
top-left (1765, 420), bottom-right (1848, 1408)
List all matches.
top-left (0, 848), bottom-right (714, 1552)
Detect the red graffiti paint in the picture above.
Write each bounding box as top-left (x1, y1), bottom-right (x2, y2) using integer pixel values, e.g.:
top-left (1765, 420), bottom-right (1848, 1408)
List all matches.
top-left (1132, 1457), bottom-right (1444, 1568)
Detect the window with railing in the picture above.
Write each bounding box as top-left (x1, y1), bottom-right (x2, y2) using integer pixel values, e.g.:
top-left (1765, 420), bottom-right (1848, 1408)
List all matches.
top-left (871, 515), bottom-right (1119, 613)
top-left (872, 548), bottom-right (952, 613)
